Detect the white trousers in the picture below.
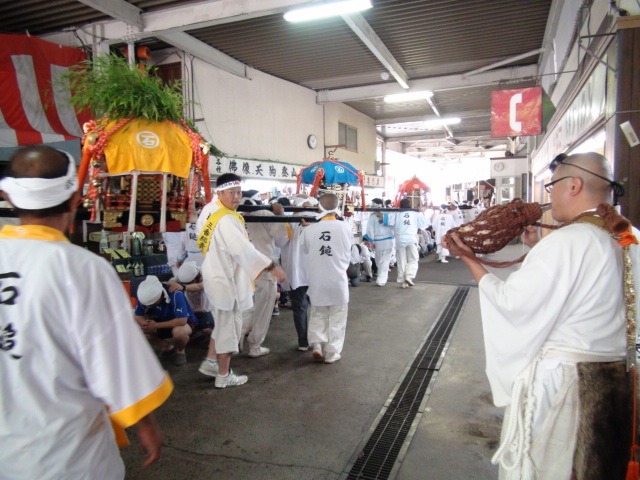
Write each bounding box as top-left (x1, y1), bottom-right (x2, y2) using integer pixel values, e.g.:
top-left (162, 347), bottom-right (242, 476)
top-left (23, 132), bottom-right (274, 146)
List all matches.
top-left (437, 244), bottom-right (450, 261)
top-left (374, 248), bottom-right (392, 285)
top-left (212, 303), bottom-right (242, 354)
top-left (396, 243), bottom-right (419, 283)
top-left (241, 271), bottom-right (277, 349)
top-left (361, 257), bottom-right (373, 278)
top-left (308, 303), bottom-right (348, 355)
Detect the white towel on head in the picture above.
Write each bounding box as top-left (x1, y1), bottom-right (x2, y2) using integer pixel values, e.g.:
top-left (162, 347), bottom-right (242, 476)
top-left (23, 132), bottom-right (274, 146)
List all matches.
top-left (137, 275), bottom-right (169, 305)
top-left (178, 261), bottom-right (199, 283)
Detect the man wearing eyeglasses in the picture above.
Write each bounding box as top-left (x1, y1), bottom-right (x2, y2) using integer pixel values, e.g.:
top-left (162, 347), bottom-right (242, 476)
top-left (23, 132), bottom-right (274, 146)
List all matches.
top-left (445, 152), bottom-right (640, 480)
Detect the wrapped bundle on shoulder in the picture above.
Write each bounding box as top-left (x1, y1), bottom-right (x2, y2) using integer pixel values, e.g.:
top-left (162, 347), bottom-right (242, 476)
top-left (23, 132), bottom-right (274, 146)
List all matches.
top-left (443, 198), bottom-right (544, 267)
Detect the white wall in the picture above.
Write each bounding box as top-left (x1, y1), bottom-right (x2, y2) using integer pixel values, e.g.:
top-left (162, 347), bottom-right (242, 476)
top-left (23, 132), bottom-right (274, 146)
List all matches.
top-left (323, 102), bottom-right (377, 173)
top-left (188, 58), bottom-right (326, 166)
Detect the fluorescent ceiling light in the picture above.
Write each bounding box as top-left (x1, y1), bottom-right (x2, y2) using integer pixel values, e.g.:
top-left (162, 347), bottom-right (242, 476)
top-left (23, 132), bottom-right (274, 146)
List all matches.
top-left (384, 91), bottom-right (434, 103)
top-left (422, 117), bottom-right (461, 129)
top-left (284, 0), bottom-right (372, 22)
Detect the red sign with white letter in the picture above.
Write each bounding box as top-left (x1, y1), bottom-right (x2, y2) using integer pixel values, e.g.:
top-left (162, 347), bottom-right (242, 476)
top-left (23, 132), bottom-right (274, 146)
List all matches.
top-left (491, 87), bottom-right (542, 137)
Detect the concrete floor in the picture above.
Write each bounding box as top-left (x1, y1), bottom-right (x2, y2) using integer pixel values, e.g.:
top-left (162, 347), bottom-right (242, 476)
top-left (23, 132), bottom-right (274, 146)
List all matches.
top-left (122, 247), bottom-right (527, 480)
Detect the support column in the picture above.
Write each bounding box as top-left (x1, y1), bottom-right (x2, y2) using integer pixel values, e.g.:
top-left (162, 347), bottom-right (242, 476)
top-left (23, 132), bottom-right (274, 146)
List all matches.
top-left (613, 16), bottom-right (640, 226)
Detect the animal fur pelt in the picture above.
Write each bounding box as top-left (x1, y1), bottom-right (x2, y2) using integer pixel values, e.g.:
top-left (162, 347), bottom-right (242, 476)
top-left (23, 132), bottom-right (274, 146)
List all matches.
top-left (571, 362), bottom-right (635, 480)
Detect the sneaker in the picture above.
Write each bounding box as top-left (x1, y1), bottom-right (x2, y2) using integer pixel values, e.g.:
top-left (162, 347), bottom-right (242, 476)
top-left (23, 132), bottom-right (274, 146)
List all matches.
top-left (272, 306), bottom-right (280, 316)
top-left (248, 346), bottom-right (271, 358)
top-left (214, 370), bottom-right (248, 389)
top-left (173, 352), bottom-right (187, 366)
top-left (297, 345), bottom-right (309, 352)
top-left (366, 276), bottom-right (373, 282)
top-left (375, 283), bottom-right (385, 287)
top-left (324, 353), bottom-right (341, 364)
top-left (199, 358), bottom-right (219, 377)
top-left (441, 259), bottom-right (449, 263)
top-left (401, 282), bottom-right (408, 289)
top-left (405, 278), bottom-right (415, 287)
top-left (312, 344), bottom-right (324, 361)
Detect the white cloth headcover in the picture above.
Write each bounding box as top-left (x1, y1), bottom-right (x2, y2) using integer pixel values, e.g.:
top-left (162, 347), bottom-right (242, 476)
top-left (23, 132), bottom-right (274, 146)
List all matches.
top-left (294, 195), bottom-right (318, 207)
top-left (178, 261), bottom-right (199, 283)
top-left (316, 202), bottom-right (341, 219)
top-left (0, 150), bottom-right (77, 210)
top-left (137, 275), bottom-right (169, 306)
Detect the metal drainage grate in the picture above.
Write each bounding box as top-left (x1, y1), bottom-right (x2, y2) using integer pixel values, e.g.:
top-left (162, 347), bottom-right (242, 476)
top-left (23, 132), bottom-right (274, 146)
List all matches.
top-left (344, 286), bottom-right (470, 480)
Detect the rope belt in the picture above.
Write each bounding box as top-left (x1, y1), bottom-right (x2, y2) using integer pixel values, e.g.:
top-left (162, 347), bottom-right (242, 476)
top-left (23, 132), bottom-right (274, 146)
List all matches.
top-left (492, 346), bottom-right (625, 479)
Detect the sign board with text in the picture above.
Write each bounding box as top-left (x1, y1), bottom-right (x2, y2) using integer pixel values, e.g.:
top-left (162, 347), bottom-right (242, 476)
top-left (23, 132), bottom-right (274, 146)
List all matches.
top-left (210, 156), bottom-right (384, 187)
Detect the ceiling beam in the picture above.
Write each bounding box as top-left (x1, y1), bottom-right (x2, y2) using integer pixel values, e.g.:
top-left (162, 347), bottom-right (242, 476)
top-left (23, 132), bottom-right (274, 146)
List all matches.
top-left (376, 109), bottom-right (488, 125)
top-left (76, 0), bottom-right (142, 30)
top-left (340, 13), bottom-right (409, 89)
top-left (464, 48), bottom-right (544, 77)
top-left (317, 65), bottom-right (538, 103)
top-left (381, 131), bottom-right (494, 142)
top-left (43, 0), bottom-right (314, 45)
top-left (155, 31), bottom-right (247, 79)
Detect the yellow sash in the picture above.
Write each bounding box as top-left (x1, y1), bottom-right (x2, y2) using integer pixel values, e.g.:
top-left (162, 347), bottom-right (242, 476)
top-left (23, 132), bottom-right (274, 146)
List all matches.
top-left (196, 200), bottom-right (245, 255)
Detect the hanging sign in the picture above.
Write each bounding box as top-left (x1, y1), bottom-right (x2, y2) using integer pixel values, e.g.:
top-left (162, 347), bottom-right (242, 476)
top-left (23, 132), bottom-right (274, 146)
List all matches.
top-left (491, 87), bottom-right (542, 137)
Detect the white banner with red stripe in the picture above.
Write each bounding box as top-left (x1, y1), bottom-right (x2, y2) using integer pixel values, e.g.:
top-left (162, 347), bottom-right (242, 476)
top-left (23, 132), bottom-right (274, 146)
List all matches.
top-left (0, 34), bottom-right (89, 147)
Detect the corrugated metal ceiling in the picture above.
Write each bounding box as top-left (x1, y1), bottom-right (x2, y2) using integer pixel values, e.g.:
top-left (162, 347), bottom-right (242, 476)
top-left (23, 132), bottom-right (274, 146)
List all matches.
top-left (0, 0), bottom-right (553, 151)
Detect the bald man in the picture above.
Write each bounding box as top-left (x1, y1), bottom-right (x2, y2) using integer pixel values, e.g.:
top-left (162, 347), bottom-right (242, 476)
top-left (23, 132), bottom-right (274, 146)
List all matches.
top-left (0, 146), bottom-right (172, 479)
top-left (446, 152), bottom-right (640, 480)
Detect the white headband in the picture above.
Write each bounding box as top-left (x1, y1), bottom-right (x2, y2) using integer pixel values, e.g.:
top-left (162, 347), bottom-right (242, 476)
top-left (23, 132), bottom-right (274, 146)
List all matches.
top-left (216, 180), bottom-right (242, 192)
top-left (0, 150), bottom-right (77, 210)
top-left (316, 203), bottom-right (341, 219)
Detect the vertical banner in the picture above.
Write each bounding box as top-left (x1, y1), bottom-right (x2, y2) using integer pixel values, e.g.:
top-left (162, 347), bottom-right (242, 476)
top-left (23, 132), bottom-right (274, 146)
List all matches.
top-left (491, 87), bottom-right (542, 137)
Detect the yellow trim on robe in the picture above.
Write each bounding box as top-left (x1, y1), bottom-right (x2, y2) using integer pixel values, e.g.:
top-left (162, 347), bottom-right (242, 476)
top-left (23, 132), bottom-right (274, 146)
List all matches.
top-left (109, 374), bottom-right (173, 430)
top-left (285, 223), bottom-right (293, 239)
top-left (320, 215), bottom-right (337, 221)
top-left (0, 224), bottom-right (70, 242)
top-left (196, 199), bottom-right (245, 255)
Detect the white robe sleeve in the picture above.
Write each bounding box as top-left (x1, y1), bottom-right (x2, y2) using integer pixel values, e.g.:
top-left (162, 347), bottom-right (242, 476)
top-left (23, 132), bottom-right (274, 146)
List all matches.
top-left (218, 215), bottom-right (271, 280)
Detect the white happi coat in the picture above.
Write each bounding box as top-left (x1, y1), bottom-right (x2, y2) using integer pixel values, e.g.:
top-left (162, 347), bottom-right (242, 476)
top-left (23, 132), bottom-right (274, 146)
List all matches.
top-left (432, 213), bottom-right (456, 244)
top-left (245, 210), bottom-right (289, 261)
top-left (279, 215), bottom-right (308, 291)
top-left (363, 214), bottom-right (394, 251)
top-left (177, 222), bottom-right (204, 266)
top-left (450, 207), bottom-right (464, 227)
top-left (0, 225), bottom-right (171, 480)
top-left (196, 200), bottom-right (271, 311)
top-left (382, 211), bottom-right (427, 247)
top-left (301, 217), bottom-right (353, 306)
top-left (479, 220), bottom-right (640, 478)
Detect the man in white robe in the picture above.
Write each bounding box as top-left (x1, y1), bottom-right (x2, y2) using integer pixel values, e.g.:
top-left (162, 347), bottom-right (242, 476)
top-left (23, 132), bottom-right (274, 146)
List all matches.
top-left (446, 152), bottom-right (640, 480)
top-left (379, 198), bottom-right (427, 288)
top-left (432, 206), bottom-right (456, 263)
top-left (301, 194), bottom-right (353, 364)
top-left (241, 192), bottom-right (289, 357)
top-left (196, 174), bottom-right (286, 388)
top-left (279, 196), bottom-right (315, 351)
top-left (0, 146), bottom-right (172, 479)
top-left (363, 198), bottom-right (395, 287)
top-left (449, 201), bottom-right (464, 227)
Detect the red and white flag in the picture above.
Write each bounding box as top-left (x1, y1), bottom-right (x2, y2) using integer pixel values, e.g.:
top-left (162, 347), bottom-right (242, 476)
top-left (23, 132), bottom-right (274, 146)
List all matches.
top-left (0, 33), bottom-right (90, 147)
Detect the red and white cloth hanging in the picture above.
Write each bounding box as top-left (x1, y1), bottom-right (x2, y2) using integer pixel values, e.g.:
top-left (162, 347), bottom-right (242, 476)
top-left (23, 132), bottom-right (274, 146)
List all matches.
top-left (0, 33), bottom-right (89, 147)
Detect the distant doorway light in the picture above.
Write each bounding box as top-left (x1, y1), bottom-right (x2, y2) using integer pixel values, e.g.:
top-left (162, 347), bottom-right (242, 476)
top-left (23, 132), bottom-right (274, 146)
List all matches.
top-left (284, 0), bottom-right (373, 22)
top-left (384, 91), bottom-right (434, 103)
